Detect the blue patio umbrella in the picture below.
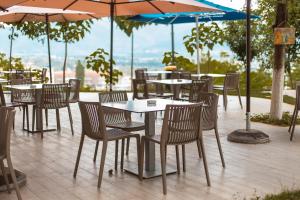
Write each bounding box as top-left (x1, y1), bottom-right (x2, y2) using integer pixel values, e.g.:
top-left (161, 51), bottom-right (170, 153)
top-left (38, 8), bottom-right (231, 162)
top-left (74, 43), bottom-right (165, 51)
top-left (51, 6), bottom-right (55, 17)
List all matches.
top-left (129, 1), bottom-right (259, 74)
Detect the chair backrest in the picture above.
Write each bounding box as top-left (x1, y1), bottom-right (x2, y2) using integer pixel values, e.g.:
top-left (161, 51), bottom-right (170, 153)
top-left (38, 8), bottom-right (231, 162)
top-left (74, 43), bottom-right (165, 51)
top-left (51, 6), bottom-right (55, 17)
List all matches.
top-left (41, 68), bottom-right (47, 83)
top-left (10, 69), bottom-right (25, 80)
top-left (161, 103), bottom-right (202, 145)
top-left (0, 84), bottom-right (6, 106)
top-left (170, 71), bottom-right (181, 79)
top-left (188, 80), bottom-right (208, 102)
top-left (11, 78), bottom-right (34, 103)
top-left (42, 84), bottom-right (69, 109)
top-left (135, 68), bottom-right (148, 80)
top-left (132, 79), bottom-right (149, 99)
top-left (99, 91), bottom-right (131, 124)
top-left (224, 73), bottom-right (240, 89)
top-left (69, 79), bottom-right (80, 103)
top-left (78, 101), bottom-right (107, 140)
top-left (200, 76), bottom-right (213, 92)
top-left (0, 107), bottom-right (16, 158)
top-left (196, 92), bottom-right (219, 130)
top-left (180, 71), bottom-right (191, 79)
top-left (295, 84), bottom-right (300, 111)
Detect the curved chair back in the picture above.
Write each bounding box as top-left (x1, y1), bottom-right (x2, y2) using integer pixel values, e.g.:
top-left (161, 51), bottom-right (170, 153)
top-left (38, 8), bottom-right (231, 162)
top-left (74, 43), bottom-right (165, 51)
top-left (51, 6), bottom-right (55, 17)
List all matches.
top-left (11, 78), bottom-right (35, 103)
top-left (135, 68), bottom-right (148, 80)
top-left (224, 73), bottom-right (240, 90)
top-left (132, 79), bottom-right (149, 100)
top-left (0, 107), bottom-right (15, 158)
top-left (170, 71), bottom-right (181, 79)
top-left (42, 84), bottom-right (69, 109)
top-left (161, 103), bottom-right (202, 145)
top-left (69, 79), bottom-right (80, 103)
top-left (78, 101), bottom-right (107, 140)
top-left (188, 80), bottom-right (208, 102)
top-left (200, 75), bottom-right (213, 92)
top-left (10, 69), bottom-right (25, 80)
top-left (197, 92), bottom-right (218, 130)
top-left (99, 91), bottom-right (131, 124)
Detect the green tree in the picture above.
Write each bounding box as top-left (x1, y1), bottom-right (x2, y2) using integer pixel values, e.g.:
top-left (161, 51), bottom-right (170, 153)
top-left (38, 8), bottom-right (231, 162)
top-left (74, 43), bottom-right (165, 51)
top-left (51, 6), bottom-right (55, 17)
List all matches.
top-left (85, 48), bottom-right (123, 91)
top-left (162, 51), bottom-right (196, 72)
top-left (75, 60), bottom-right (85, 88)
top-left (115, 16), bottom-right (146, 37)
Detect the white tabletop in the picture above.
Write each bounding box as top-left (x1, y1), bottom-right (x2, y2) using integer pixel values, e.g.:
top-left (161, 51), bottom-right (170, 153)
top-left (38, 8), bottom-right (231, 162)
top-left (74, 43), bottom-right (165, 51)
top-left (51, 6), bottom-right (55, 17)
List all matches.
top-left (144, 71), bottom-right (173, 74)
top-left (5, 84), bottom-right (43, 90)
top-left (102, 99), bottom-right (194, 113)
top-left (191, 73), bottom-right (226, 78)
top-left (0, 70), bottom-right (32, 74)
top-left (147, 79), bottom-right (192, 85)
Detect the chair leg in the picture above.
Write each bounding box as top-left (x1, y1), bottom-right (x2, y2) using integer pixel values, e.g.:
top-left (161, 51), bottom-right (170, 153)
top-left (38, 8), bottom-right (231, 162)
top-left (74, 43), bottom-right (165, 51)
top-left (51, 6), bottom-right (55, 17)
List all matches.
top-left (22, 106), bottom-right (25, 130)
top-left (94, 141), bottom-right (99, 162)
top-left (55, 109), bottom-right (61, 132)
top-left (223, 89), bottom-right (227, 111)
top-left (40, 109), bottom-right (44, 139)
top-left (214, 128), bottom-right (225, 168)
top-left (182, 145), bottom-right (186, 172)
top-left (289, 108), bottom-right (297, 132)
top-left (115, 140), bottom-right (119, 170)
top-left (160, 145), bottom-right (167, 195)
top-left (121, 139), bottom-right (125, 170)
top-left (45, 108), bottom-right (48, 127)
top-left (196, 139), bottom-right (202, 158)
top-left (73, 134), bottom-right (85, 178)
top-left (67, 105), bottom-right (74, 136)
top-left (135, 136), bottom-right (141, 179)
top-left (237, 87), bottom-right (243, 109)
top-left (126, 138), bottom-right (130, 156)
top-left (175, 145), bottom-right (180, 174)
top-left (139, 137), bottom-right (145, 180)
top-left (32, 106), bottom-right (35, 131)
top-left (97, 141), bottom-right (108, 188)
top-left (198, 138), bottom-right (211, 186)
top-left (291, 111), bottom-right (299, 141)
top-left (0, 160), bottom-right (10, 193)
top-left (26, 106), bottom-right (29, 131)
top-left (6, 157), bottom-right (22, 200)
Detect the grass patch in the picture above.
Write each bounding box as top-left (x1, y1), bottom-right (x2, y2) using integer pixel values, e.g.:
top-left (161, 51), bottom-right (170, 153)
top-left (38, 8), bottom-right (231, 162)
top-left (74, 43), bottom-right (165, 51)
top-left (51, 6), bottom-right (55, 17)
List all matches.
top-left (249, 190), bottom-right (300, 200)
top-left (250, 112), bottom-right (300, 127)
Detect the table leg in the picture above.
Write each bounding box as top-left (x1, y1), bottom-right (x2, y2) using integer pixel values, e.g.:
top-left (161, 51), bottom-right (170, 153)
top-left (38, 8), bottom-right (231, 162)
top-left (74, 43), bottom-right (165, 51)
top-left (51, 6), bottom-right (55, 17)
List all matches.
top-left (0, 168), bottom-right (26, 192)
top-left (145, 112), bottom-right (156, 171)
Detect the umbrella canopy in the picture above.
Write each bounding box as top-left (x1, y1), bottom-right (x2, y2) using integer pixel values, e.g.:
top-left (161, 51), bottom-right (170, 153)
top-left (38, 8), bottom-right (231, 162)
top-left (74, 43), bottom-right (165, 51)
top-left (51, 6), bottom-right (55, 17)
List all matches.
top-left (19, 0), bottom-right (221, 91)
top-left (0, 6), bottom-right (95, 83)
top-left (129, 1), bottom-right (259, 74)
top-left (0, 0), bottom-right (27, 11)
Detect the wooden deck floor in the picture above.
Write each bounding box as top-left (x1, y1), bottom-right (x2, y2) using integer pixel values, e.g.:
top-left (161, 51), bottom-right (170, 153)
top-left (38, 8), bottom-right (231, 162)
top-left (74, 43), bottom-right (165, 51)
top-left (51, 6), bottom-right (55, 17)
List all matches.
top-left (1, 93), bottom-right (300, 200)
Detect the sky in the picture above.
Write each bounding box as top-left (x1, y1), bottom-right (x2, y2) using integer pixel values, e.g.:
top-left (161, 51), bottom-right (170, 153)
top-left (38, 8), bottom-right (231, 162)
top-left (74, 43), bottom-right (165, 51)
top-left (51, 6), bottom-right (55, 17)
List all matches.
top-left (0, 0), bottom-right (256, 69)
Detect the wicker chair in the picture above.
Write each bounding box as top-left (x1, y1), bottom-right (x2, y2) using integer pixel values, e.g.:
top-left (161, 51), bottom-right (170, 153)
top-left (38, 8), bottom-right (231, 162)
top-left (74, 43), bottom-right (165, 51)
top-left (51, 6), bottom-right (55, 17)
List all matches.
top-left (214, 73), bottom-right (242, 110)
top-left (10, 70), bottom-right (25, 80)
top-left (74, 101), bottom-right (141, 188)
top-left (0, 107), bottom-right (22, 200)
top-left (140, 103), bottom-right (210, 195)
top-left (68, 79), bottom-right (80, 104)
top-left (289, 84), bottom-right (300, 141)
top-left (132, 79), bottom-right (157, 100)
top-left (179, 80), bottom-right (207, 102)
top-left (200, 75), bottom-right (213, 93)
top-left (94, 91), bottom-right (144, 170)
top-left (135, 68), bottom-right (148, 80)
top-left (197, 92), bottom-right (225, 167)
top-left (37, 84), bottom-right (74, 139)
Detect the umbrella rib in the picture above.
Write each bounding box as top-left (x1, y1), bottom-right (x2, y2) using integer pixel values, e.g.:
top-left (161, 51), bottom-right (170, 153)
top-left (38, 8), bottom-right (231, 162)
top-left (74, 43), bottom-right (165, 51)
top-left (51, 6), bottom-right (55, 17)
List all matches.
top-left (87, 13), bottom-right (98, 19)
top-left (0, 6), bottom-right (5, 11)
top-left (18, 13), bottom-right (28, 23)
top-left (64, 0), bottom-right (79, 10)
top-left (144, 0), bottom-right (165, 14)
top-left (84, 0), bottom-right (110, 5)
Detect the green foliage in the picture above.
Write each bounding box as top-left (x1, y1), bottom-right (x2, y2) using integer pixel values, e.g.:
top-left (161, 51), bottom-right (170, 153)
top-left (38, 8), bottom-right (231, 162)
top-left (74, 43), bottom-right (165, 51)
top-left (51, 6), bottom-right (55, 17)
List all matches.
top-left (85, 48), bottom-right (123, 90)
top-left (248, 189), bottom-right (300, 200)
top-left (75, 60), bottom-right (85, 88)
top-left (183, 22), bottom-right (224, 56)
top-left (162, 51), bottom-right (197, 72)
top-left (0, 52), bottom-right (25, 71)
top-left (250, 112), bottom-right (298, 127)
top-left (115, 16), bottom-right (147, 37)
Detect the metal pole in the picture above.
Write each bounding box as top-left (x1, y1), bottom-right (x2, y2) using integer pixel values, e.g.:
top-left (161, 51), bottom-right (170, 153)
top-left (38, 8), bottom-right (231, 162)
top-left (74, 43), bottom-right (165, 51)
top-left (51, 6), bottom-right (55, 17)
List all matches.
top-left (195, 16), bottom-right (201, 74)
top-left (171, 24), bottom-right (175, 64)
top-left (45, 14), bottom-right (52, 83)
top-left (246, 0), bottom-right (251, 131)
top-left (131, 31), bottom-right (134, 91)
top-left (109, 1), bottom-right (115, 92)
top-left (9, 26), bottom-right (14, 71)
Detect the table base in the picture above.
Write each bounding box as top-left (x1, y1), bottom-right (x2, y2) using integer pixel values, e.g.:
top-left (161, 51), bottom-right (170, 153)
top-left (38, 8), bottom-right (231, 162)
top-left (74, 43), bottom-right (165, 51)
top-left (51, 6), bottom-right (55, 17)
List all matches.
top-left (124, 160), bottom-right (177, 179)
top-left (24, 127), bottom-right (56, 134)
top-left (0, 168), bottom-right (26, 192)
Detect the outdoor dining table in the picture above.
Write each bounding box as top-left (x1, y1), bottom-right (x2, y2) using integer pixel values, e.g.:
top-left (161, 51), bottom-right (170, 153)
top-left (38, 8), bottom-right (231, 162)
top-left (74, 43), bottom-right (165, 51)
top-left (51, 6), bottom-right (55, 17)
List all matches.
top-left (0, 70), bottom-right (32, 74)
top-left (4, 83), bottom-right (56, 133)
top-left (147, 79), bottom-right (193, 99)
top-left (191, 73), bottom-right (226, 78)
top-left (102, 98), bottom-right (194, 178)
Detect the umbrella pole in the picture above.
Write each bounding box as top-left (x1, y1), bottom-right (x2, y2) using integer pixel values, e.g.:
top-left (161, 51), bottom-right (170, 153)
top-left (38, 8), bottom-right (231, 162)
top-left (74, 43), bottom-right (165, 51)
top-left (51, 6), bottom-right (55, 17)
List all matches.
top-left (227, 0), bottom-right (269, 144)
top-left (109, 1), bottom-right (115, 92)
top-left (195, 16), bottom-right (200, 74)
top-left (45, 14), bottom-right (52, 83)
top-left (171, 24), bottom-right (175, 65)
top-left (9, 26), bottom-right (14, 71)
top-left (131, 32), bottom-right (134, 91)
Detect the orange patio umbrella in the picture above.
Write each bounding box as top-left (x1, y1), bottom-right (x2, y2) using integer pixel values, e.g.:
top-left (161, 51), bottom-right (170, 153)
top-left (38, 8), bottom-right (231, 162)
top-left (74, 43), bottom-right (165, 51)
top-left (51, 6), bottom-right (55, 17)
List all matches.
top-left (19, 0), bottom-right (220, 90)
top-left (0, 0), bottom-right (28, 11)
top-left (0, 6), bottom-right (97, 82)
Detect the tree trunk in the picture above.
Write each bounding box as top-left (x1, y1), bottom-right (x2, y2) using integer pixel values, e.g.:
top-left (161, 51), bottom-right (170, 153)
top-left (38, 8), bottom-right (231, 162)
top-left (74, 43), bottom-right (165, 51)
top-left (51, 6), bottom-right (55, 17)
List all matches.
top-left (63, 42), bottom-right (68, 83)
top-left (270, 1), bottom-right (288, 120)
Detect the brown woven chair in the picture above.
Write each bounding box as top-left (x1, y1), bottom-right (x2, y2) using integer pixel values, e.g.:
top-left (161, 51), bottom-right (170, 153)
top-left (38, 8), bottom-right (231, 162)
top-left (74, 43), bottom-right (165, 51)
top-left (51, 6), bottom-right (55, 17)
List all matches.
top-left (179, 80), bottom-right (207, 102)
top-left (289, 84), bottom-right (300, 141)
top-left (10, 70), bottom-right (25, 80)
top-left (135, 68), bottom-right (148, 80)
top-left (200, 75), bottom-right (213, 93)
top-left (37, 84), bottom-right (74, 139)
top-left (74, 101), bottom-right (141, 188)
top-left (94, 91), bottom-right (144, 170)
top-left (140, 103), bottom-right (210, 195)
top-left (214, 73), bottom-right (242, 110)
top-left (197, 92), bottom-right (225, 168)
top-left (68, 79), bottom-right (80, 104)
top-left (0, 107), bottom-right (22, 200)
top-left (132, 79), bottom-right (157, 100)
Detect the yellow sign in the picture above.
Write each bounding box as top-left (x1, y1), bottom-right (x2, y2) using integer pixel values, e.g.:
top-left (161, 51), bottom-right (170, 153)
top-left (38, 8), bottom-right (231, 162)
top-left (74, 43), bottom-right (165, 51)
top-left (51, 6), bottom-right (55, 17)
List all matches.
top-left (274, 27), bottom-right (296, 45)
